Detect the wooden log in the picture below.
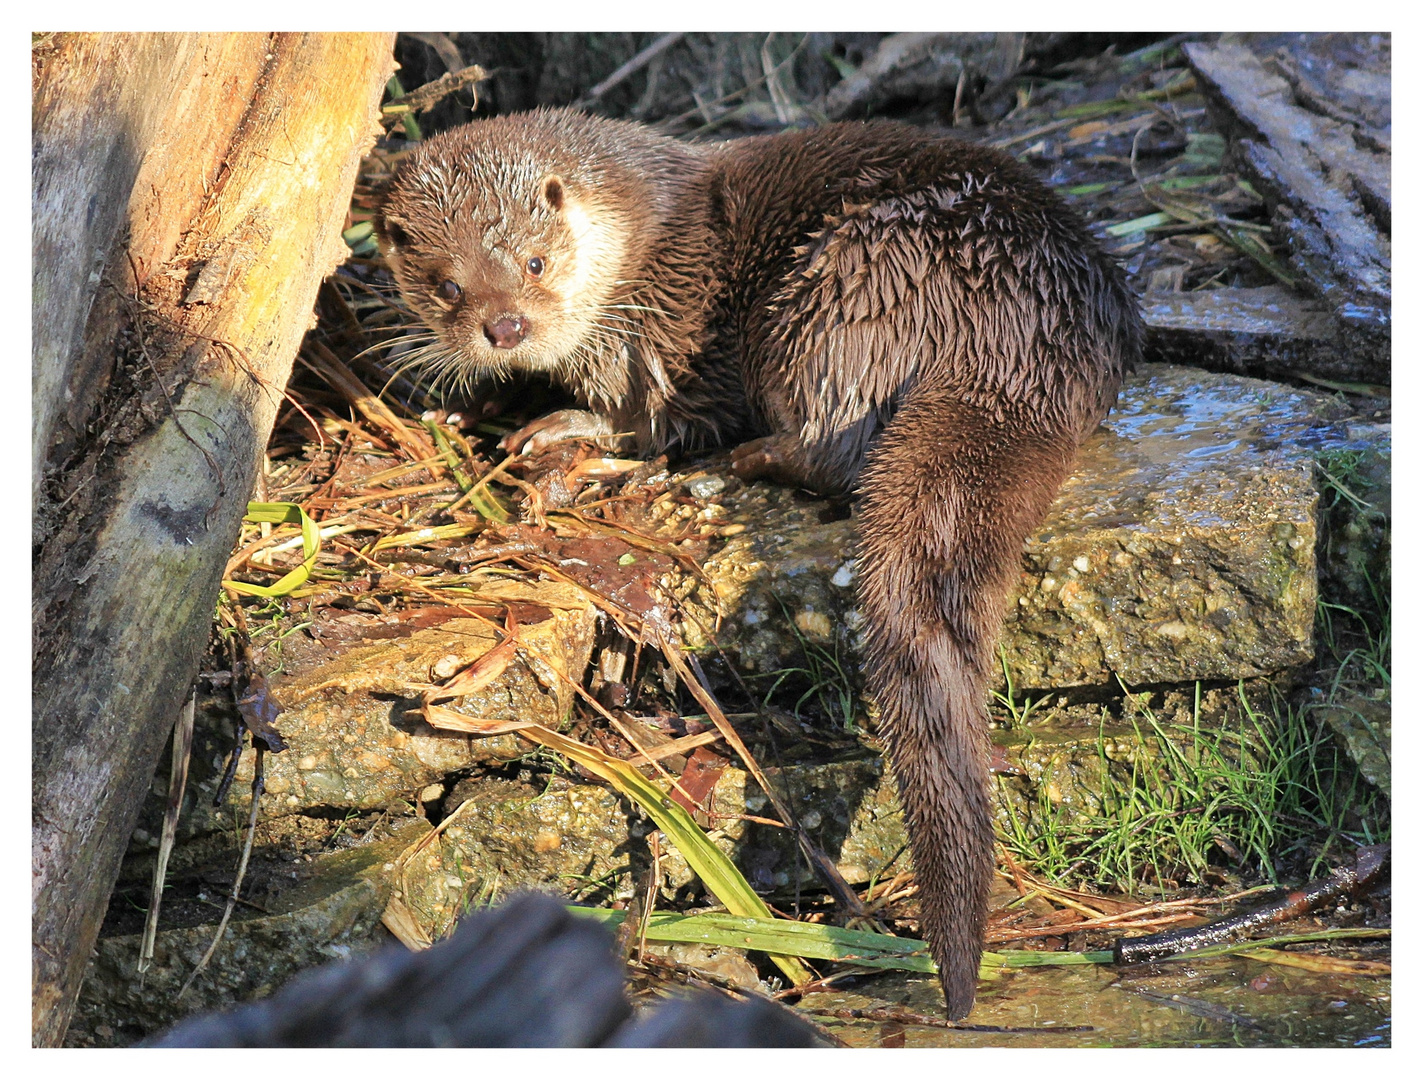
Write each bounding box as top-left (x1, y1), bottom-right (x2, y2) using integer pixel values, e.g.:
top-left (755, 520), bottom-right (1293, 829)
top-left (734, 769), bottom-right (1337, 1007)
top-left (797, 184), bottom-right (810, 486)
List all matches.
top-left (149, 893), bottom-right (634, 1047)
top-left (1183, 40), bottom-right (1390, 385)
top-left (31, 31), bottom-right (396, 1046)
top-left (1140, 285), bottom-right (1362, 383)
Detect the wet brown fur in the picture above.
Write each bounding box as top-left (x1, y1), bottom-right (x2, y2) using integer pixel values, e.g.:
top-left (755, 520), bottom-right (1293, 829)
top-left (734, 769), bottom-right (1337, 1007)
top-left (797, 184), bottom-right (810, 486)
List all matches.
top-left (377, 109), bottom-right (1142, 1018)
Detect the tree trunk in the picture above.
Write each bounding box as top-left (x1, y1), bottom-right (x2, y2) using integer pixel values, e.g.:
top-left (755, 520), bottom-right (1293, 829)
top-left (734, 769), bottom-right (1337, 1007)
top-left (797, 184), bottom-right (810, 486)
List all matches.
top-left (32, 31), bottom-right (396, 1046)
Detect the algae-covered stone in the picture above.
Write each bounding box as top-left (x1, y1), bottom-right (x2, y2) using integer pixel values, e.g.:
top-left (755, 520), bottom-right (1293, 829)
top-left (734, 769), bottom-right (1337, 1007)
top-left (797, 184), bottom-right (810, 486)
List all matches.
top-left (693, 757), bottom-right (901, 891)
top-left (185, 580), bottom-right (598, 830)
top-left (1315, 690), bottom-right (1391, 796)
top-left (386, 774), bottom-right (645, 943)
top-left (688, 363), bottom-right (1335, 691)
top-left (69, 819), bottom-right (430, 1047)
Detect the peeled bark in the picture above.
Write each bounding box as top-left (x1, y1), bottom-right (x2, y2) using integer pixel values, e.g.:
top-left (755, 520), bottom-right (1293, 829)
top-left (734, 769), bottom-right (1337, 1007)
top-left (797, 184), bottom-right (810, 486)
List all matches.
top-left (32, 31), bottom-right (396, 1046)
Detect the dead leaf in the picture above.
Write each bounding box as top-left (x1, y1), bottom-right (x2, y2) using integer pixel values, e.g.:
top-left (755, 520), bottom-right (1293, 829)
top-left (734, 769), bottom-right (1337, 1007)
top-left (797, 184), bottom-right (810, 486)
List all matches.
top-left (1236, 948), bottom-right (1390, 976)
top-left (422, 636), bottom-right (518, 704)
top-left (381, 894), bottom-right (434, 951)
top-left (421, 704), bottom-right (536, 735)
top-left (1068, 120), bottom-right (1111, 140)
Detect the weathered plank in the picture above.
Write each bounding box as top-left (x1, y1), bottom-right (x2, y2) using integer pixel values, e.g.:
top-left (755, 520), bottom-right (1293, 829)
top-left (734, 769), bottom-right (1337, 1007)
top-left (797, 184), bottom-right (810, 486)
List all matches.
top-left (1140, 285), bottom-right (1357, 382)
top-left (1184, 40), bottom-right (1389, 384)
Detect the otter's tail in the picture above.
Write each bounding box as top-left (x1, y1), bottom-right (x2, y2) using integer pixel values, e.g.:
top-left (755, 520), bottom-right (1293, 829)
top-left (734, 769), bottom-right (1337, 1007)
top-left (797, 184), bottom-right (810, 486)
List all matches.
top-left (856, 388), bottom-right (1078, 1019)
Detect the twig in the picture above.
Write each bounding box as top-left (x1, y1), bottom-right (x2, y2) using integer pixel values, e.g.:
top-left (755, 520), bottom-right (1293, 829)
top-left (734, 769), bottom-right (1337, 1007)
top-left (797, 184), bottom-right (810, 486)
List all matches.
top-left (1114, 844), bottom-right (1390, 963)
top-left (139, 692), bottom-right (196, 977)
top-left (178, 746), bottom-right (266, 998)
top-left (990, 912), bottom-right (1199, 943)
top-left (383, 61), bottom-right (487, 117)
top-left (576, 34), bottom-right (684, 107)
top-left (638, 830), bottom-right (662, 963)
top-left (624, 728), bottom-right (724, 766)
top-left (214, 591), bottom-right (288, 804)
top-left (299, 342), bottom-right (440, 470)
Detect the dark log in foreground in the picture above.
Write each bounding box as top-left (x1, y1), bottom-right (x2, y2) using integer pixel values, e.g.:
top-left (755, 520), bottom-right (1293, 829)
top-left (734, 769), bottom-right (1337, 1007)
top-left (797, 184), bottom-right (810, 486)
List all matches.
top-left (32, 31), bottom-right (395, 1046)
top-left (1184, 39), bottom-right (1390, 385)
top-left (1114, 844), bottom-right (1389, 964)
top-left (150, 893), bottom-right (824, 1048)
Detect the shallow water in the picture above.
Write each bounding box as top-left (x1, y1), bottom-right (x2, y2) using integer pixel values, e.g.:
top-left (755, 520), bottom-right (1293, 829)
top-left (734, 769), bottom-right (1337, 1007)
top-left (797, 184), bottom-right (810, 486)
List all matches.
top-left (795, 954), bottom-right (1390, 1047)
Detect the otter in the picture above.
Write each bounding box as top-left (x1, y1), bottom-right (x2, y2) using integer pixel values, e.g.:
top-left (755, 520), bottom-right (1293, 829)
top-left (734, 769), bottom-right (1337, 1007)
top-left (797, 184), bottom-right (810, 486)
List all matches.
top-left (375, 108), bottom-right (1141, 1018)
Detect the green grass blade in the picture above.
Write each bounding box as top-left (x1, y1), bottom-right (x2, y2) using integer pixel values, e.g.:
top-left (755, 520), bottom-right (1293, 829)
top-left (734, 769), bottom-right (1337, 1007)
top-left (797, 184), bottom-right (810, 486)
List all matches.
top-left (520, 724), bottom-right (814, 985)
top-left (569, 907), bottom-right (1119, 976)
top-left (573, 907), bottom-right (933, 972)
top-left (1105, 211), bottom-right (1174, 237)
top-left (222, 502), bottom-right (320, 598)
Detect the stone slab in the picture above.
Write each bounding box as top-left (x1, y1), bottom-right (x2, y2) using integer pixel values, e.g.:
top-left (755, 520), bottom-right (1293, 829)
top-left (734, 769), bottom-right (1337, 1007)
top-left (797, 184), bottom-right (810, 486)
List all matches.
top-left (686, 363), bottom-right (1337, 691)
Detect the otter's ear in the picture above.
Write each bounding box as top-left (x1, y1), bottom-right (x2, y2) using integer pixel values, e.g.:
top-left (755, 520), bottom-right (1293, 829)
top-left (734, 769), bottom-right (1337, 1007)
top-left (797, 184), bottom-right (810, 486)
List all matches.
top-left (373, 210), bottom-right (410, 253)
top-left (540, 174), bottom-right (566, 212)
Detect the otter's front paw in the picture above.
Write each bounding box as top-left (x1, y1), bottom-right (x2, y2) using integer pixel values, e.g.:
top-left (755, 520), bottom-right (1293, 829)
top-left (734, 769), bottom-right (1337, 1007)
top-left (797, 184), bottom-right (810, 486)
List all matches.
top-left (499, 410), bottom-right (617, 455)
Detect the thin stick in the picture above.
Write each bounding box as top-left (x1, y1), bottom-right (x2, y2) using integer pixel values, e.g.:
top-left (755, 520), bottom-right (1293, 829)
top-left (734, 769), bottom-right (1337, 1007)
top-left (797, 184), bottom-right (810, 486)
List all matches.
top-left (139, 692), bottom-right (196, 977)
top-left (637, 830), bottom-right (662, 964)
top-left (577, 33), bottom-right (684, 107)
top-left (178, 747), bottom-right (265, 998)
top-left (624, 728), bottom-right (724, 766)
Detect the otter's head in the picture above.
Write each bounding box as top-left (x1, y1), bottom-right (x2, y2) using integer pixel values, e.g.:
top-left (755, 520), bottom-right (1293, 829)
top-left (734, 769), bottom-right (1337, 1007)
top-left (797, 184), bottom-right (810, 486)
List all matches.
top-left (375, 111), bottom-right (646, 379)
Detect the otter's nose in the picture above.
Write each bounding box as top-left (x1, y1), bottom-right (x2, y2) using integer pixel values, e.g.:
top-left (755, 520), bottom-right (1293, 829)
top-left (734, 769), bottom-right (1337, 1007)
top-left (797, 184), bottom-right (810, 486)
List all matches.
top-left (484, 316), bottom-right (528, 349)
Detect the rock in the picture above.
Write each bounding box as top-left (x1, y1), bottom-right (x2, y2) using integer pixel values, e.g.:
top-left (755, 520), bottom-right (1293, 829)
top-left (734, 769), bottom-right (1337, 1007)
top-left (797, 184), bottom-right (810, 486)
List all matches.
top-left (1013, 364), bottom-right (1320, 688)
top-left (642, 942), bottom-right (765, 990)
top-left (396, 773), bottom-right (643, 928)
top-left (180, 580), bottom-right (597, 832)
top-left (374, 755), bottom-right (900, 929)
top-left (68, 820), bottom-right (430, 1046)
top-left (1314, 690), bottom-right (1390, 796)
top-left (688, 363), bottom-right (1335, 693)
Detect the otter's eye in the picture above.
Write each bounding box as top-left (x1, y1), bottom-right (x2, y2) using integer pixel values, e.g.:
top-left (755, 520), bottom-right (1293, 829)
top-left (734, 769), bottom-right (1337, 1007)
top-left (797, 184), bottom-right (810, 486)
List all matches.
top-left (526, 257), bottom-right (545, 278)
top-left (436, 279), bottom-right (462, 304)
